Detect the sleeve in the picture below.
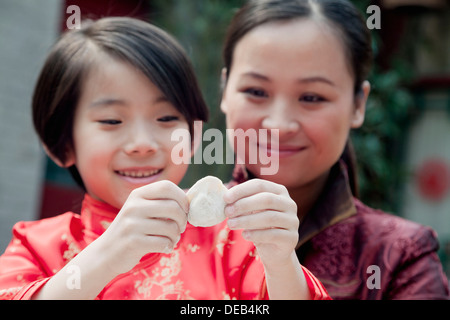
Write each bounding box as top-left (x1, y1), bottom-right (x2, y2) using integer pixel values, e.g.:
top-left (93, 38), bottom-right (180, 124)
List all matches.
top-left (387, 227), bottom-right (449, 300)
top-left (301, 265), bottom-right (332, 300)
top-left (257, 266), bottom-right (331, 300)
top-left (0, 222), bottom-right (51, 300)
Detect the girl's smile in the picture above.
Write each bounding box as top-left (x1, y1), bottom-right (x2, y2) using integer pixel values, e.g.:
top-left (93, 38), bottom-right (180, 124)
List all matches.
top-left (114, 167), bottom-right (164, 186)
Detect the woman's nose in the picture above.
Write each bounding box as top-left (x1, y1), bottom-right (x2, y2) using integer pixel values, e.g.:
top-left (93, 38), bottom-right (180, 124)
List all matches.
top-left (261, 99), bottom-right (300, 136)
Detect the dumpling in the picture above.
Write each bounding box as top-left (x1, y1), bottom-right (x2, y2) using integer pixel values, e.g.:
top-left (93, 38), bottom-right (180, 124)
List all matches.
top-left (187, 176), bottom-right (227, 227)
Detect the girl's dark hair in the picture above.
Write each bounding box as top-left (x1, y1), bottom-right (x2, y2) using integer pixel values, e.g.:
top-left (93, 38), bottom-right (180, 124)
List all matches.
top-left (222, 0), bottom-right (373, 196)
top-left (32, 17), bottom-right (209, 190)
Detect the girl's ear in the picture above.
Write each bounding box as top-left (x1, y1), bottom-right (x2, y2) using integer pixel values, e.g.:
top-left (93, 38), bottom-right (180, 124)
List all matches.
top-left (43, 145), bottom-right (76, 168)
top-left (190, 120), bottom-right (203, 158)
top-left (351, 80), bottom-right (370, 129)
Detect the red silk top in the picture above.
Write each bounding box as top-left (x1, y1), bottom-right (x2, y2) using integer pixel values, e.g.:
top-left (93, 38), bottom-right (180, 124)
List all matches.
top-left (0, 194), bottom-right (330, 300)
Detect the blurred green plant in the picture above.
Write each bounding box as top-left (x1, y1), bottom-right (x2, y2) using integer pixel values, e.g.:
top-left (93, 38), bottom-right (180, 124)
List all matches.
top-left (351, 0), bottom-right (415, 213)
top-left (151, 0), bottom-right (415, 214)
top-left (151, 0), bottom-right (244, 188)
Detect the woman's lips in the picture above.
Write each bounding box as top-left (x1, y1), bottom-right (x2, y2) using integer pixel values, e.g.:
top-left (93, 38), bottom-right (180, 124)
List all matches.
top-left (257, 144), bottom-right (307, 158)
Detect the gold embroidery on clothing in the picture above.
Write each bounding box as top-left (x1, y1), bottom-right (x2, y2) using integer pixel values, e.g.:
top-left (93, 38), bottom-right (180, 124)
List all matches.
top-left (222, 288), bottom-right (237, 300)
top-left (214, 226), bottom-right (234, 256)
top-left (0, 286), bottom-right (22, 300)
top-left (100, 220), bottom-right (111, 230)
top-left (62, 235), bottom-right (81, 263)
top-left (186, 244), bottom-right (200, 253)
top-left (133, 250), bottom-right (194, 300)
top-left (248, 248), bottom-right (260, 260)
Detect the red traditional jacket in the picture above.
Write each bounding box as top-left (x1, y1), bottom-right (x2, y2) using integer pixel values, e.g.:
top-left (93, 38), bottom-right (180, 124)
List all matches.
top-left (0, 194), bottom-right (329, 300)
top-left (231, 161), bottom-right (450, 300)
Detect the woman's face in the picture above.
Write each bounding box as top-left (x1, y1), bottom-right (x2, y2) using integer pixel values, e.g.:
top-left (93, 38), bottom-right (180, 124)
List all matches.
top-left (221, 18), bottom-right (369, 190)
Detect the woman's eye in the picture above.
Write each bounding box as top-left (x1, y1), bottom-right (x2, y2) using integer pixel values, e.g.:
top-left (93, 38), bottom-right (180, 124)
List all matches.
top-left (244, 88), bottom-right (268, 98)
top-left (98, 119), bottom-right (122, 125)
top-left (157, 115), bottom-right (179, 122)
top-left (300, 94), bottom-right (325, 103)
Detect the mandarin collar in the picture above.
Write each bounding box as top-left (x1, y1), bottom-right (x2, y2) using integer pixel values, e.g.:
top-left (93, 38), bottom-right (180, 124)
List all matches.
top-left (80, 194), bottom-right (119, 238)
top-left (296, 161), bottom-right (357, 247)
top-left (231, 160), bottom-right (357, 248)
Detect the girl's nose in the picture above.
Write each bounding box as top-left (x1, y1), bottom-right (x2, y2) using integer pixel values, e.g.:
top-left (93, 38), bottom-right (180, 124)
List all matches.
top-left (123, 124), bottom-right (158, 156)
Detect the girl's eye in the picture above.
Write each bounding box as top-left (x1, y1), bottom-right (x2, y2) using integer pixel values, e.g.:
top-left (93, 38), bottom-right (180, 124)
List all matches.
top-left (243, 88), bottom-right (268, 98)
top-left (98, 119), bottom-right (122, 125)
top-left (157, 115), bottom-right (179, 122)
top-left (299, 94), bottom-right (326, 103)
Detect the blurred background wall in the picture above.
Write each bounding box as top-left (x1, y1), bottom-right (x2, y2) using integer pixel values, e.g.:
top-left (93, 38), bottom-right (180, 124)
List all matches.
top-left (0, 0), bottom-right (61, 255)
top-left (0, 0), bottom-right (449, 279)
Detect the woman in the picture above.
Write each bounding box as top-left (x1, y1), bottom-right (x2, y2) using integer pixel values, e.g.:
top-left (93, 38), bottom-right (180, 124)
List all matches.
top-left (221, 0), bottom-right (449, 299)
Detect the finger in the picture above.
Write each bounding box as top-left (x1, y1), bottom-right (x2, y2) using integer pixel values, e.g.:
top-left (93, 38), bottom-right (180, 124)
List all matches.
top-left (224, 179), bottom-right (289, 204)
top-left (139, 218), bottom-right (183, 244)
top-left (225, 192), bottom-right (295, 218)
top-left (123, 198), bottom-right (188, 233)
top-left (131, 180), bottom-right (190, 214)
top-left (142, 235), bottom-right (177, 254)
top-left (147, 200), bottom-right (188, 233)
top-left (227, 210), bottom-right (299, 231)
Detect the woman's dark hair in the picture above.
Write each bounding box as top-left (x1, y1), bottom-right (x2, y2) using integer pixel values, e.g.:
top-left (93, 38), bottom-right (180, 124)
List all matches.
top-left (32, 17), bottom-right (209, 190)
top-left (222, 0), bottom-right (373, 196)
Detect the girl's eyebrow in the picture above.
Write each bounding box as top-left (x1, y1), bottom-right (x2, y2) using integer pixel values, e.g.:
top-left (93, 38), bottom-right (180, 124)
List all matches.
top-left (89, 98), bottom-right (127, 108)
top-left (89, 96), bottom-right (168, 108)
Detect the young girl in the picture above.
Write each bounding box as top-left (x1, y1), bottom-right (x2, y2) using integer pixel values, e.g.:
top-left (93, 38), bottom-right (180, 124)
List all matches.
top-left (0, 17), bottom-right (329, 300)
top-left (220, 0), bottom-right (449, 299)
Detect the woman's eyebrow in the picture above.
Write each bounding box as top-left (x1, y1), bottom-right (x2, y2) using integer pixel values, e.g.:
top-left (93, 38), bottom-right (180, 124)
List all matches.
top-left (241, 72), bottom-right (336, 87)
top-left (242, 71), bottom-right (271, 82)
top-left (297, 76), bottom-right (336, 87)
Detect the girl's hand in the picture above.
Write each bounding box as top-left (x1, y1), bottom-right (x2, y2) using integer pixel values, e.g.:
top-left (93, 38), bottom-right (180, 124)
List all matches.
top-left (224, 179), bottom-right (299, 270)
top-left (98, 180), bottom-right (189, 275)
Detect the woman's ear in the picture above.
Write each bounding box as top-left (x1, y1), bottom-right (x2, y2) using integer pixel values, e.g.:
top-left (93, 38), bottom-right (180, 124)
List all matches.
top-left (43, 145), bottom-right (75, 168)
top-left (351, 80), bottom-right (370, 129)
top-left (190, 120), bottom-right (203, 158)
top-left (220, 68), bottom-right (228, 114)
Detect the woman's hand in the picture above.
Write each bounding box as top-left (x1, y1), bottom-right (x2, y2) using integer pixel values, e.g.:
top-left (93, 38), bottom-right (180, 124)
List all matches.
top-left (224, 179), bottom-right (310, 299)
top-left (224, 179), bottom-right (299, 270)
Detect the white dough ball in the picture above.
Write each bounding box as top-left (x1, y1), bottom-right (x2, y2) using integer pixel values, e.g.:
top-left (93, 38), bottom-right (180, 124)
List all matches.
top-left (187, 176), bottom-right (227, 227)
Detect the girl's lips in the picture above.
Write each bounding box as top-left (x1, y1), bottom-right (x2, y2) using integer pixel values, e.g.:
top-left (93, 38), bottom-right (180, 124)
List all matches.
top-left (114, 168), bottom-right (163, 184)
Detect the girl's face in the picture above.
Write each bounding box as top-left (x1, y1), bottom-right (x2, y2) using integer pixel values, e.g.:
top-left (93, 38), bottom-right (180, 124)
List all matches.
top-left (65, 56), bottom-right (190, 209)
top-left (221, 19), bottom-right (369, 190)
